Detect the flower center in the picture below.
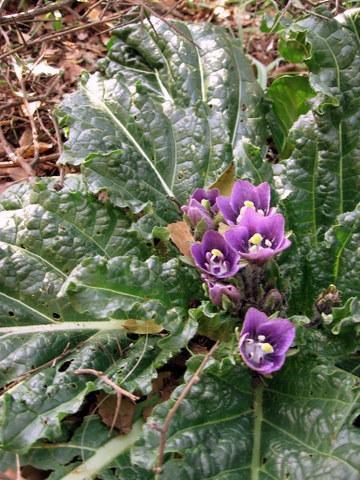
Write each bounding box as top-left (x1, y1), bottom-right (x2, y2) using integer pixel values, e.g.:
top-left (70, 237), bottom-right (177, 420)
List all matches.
top-left (205, 249), bottom-right (230, 276)
top-left (201, 199), bottom-right (211, 210)
top-left (237, 200), bottom-right (256, 221)
top-left (243, 334), bottom-right (274, 365)
top-left (248, 232), bottom-right (272, 253)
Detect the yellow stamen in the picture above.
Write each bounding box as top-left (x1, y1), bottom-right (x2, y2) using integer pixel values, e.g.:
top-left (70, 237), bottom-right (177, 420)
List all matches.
top-left (249, 233), bottom-right (263, 246)
top-left (211, 248), bottom-right (222, 257)
top-left (261, 343), bottom-right (274, 354)
top-left (201, 199), bottom-right (210, 209)
top-left (244, 200), bottom-right (255, 208)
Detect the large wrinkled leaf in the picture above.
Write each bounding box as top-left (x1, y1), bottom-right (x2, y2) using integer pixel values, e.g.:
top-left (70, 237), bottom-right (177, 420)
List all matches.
top-left (60, 254), bottom-right (200, 324)
top-left (134, 354), bottom-right (360, 479)
top-left (312, 204), bottom-right (360, 302)
top-left (278, 12), bottom-right (360, 236)
top-left (17, 415), bottom-right (149, 480)
top-left (275, 13), bottom-right (360, 312)
top-left (267, 75), bottom-right (315, 156)
top-left (58, 17), bottom-right (268, 218)
top-left (0, 177), bottom-right (199, 453)
top-left (0, 176), bottom-right (151, 386)
top-left (0, 332), bottom-right (125, 451)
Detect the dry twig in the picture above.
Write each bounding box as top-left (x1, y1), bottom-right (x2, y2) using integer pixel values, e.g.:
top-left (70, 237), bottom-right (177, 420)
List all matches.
top-left (154, 341), bottom-right (220, 476)
top-left (0, 126), bottom-right (34, 176)
top-left (0, 11), bottom-right (126, 61)
top-left (17, 71), bottom-right (40, 165)
top-left (0, 0), bottom-right (73, 26)
top-left (74, 368), bottom-right (140, 403)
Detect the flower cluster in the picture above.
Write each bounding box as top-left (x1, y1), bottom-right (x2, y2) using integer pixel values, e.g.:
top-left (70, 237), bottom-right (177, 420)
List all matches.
top-left (182, 180), bottom-right (291, 300)
top-left (181, 179), bottom-right (295, 375)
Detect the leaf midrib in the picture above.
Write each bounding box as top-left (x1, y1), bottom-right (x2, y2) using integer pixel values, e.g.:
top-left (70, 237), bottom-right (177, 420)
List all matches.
top-left (81, 82), bottom-right (175, 200)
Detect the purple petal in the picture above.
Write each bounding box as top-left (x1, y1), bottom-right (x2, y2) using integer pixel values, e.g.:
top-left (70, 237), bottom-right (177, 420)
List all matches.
top-left (200, 230), bottom-right (229, 254)
top-left (256, 183), bottom-right (271, 213)
top-left (238, 337), bottom-right (285, 374)
top-left (224, 225), bottom-right (249, 252)
top-left (216, 196), bottom-right (237, 224)
top-left (191, 231), bottom-right (241, 279)
top-left (230, 180), bottom-right (259, 212)
top-left (240, 307), bottom-right (268, 338)
top-left (257, 319), bottom-right (296, 355)
top-left (182, 199), bottom-right (214, 230)
top-left (253, 354), bottom-right (286, 375)
top-left (192, 188), bottom-right (220, 207)
top-left (264, 214), bottom-right (285, 246)
top-left (191, 243), bottom-right (204, 269)
top-left (207, 281), bottom-right (241, 307)
top-left (237, 207), bottom-right (265, 234)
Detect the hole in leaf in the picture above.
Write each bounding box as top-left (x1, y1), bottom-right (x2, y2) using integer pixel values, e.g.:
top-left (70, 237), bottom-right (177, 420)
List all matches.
top-left (262, 457), bottom-right (267, 465)
top-left (353, 415), bottom-right (360, 428)
top-left (52, 312), bottom-right (61, 319)
top-left (58, 360), bottom-right (73, 372)
top-left (8, 311), bottom-right (14, 317)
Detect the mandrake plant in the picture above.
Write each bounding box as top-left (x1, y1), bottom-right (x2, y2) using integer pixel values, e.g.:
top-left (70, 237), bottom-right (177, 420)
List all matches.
top-left (0, 7), bottom-right (359, 480)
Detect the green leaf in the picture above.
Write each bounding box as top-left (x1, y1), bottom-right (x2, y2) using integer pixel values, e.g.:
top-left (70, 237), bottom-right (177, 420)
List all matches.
top-left (60, 255), bottom-right (201, 325)
top-left (0, 332), bottom-right (127, 451)
top-left (279, 30), bottom-right (310, 63)
top-left (325, 297), bottom-right (360, 336)
top-left (321, 204), bottom-right (360, 300)
top-left (0, 176), bottom-right (153, 385)
top-left (190, 301), bottom-right (238, 342)
top-left (58, 17), bottom-right (267, 214)
top-left (21, 415), bottom-right (149, 480)
top-left (276, 14), bottom-right (360, 312)
top-left (278, 14), bottom-right (360, 237)
top-left (134, 355), bottom-right (360, 479)
top-left (267, 75), bottom-right (315, 156)
top-left (0, 177), bottom-right (199, 453)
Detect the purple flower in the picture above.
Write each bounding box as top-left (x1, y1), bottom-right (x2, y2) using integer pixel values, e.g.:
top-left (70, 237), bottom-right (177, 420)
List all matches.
top-left (181, 188), bottom-right (220, 230)
top-left (191, 188), bottom-right (220, 213)
top-left (217, 180), bottom-right (275, 225)
top-left (205, 279), bottom-right (241, 307)
top-left (191, 231), bottom-right (241, 279)
top-left (224, 208), bottom-right (291, 263)
top-left (239, 307), bottom-right (295, 375)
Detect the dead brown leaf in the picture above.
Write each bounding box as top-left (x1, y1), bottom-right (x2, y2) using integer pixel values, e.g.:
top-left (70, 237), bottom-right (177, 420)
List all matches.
top-left (87, 7), bottom-right (103, 22)
top-left (97, 393), bottom-right (135, 434)
top-left (122, 318), bottom-right (163, 334)
top-left (208, 163), bottom-right (235, 195)
top-left (16, 142), bottom-right (53, 159)
top-left (167, 221), bottom-right (194, 257)
top-left (19, 128), bottom-right (33, 147)
top-left (143, 371), bottom-right (179, 419)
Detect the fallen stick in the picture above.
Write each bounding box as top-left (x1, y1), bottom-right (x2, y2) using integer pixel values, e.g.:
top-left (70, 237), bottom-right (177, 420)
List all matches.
top-left (154, 340), bottom-right (220, 475)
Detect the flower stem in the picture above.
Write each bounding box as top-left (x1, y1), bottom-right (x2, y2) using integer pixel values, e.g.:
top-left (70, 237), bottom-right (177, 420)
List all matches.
top-left (251, 379), bottom-right (264, 480)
